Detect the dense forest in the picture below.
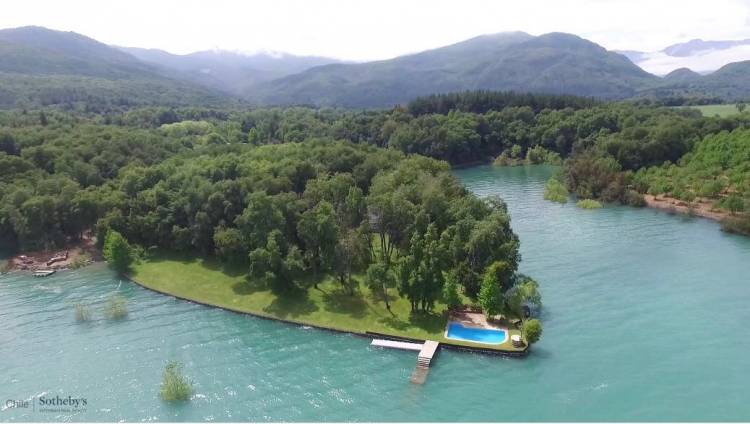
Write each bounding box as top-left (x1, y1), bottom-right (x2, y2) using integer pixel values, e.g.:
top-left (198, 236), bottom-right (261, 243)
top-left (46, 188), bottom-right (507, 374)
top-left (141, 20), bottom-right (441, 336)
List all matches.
top-left (3, 91), bottom-right (750, 251)
top-left (0, 102), bottom-right (543, 315)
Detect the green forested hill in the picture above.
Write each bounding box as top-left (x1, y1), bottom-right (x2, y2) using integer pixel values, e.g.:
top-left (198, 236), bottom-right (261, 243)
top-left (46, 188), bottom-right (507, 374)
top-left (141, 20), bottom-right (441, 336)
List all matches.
top-left (641, 61), bottom-right (750, 102)
top-left (0, 27), bottom-right (235, 109)
top-left (248, 33), bottom-right (658, 107)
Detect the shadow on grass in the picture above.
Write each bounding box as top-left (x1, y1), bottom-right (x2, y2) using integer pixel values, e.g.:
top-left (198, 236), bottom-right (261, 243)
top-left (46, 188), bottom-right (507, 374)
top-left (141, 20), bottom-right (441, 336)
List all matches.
top-left (409, 310), bottom-right (448, 334)
top-left (201, 257), bottom-right (247, 278)
top-left (378, 309), bottom-right (447, 335)
top-left (262, 285), bottom-right (318, 319)
top-left (231, 278), bottom-right (268, 295)
top-left (144, 249), bottom-right (246, 277)
top-left (322, 289), bottom-right (367, 319)
top-left (366, 287), bottom-right (399, 306)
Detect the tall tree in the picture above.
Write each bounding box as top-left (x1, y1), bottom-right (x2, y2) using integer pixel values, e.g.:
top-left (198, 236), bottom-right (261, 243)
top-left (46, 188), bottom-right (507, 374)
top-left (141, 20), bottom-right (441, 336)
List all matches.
top-left (365, 262), bottom-right (395, 310)
top-left (103, 230), bottom-right (135, 273)
top-left (479, 261), bottom-right (510, 318)
top-left (297, 201), bottom-right (339, 287)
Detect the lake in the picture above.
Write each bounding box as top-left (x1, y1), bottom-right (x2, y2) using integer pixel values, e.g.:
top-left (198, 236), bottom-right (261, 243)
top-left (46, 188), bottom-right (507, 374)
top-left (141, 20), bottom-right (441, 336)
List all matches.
top-left (1, 164), bottom-right (749, 421)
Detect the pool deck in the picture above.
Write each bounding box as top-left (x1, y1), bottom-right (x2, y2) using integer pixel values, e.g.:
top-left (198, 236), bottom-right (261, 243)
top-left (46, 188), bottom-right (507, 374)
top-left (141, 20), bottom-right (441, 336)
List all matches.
top-left (450, 310), bottom-right (505, 330)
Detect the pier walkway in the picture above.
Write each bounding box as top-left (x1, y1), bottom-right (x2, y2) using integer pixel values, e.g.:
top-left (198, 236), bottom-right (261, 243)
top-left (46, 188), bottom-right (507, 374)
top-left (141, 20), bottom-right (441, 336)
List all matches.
top-left (370, 338), bottom-right (441, 384)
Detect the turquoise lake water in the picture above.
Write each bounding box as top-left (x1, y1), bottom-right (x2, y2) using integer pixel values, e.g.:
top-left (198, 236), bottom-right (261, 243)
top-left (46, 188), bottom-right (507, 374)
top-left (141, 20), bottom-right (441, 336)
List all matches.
top-left (2, 164), bottom-right (750, 421)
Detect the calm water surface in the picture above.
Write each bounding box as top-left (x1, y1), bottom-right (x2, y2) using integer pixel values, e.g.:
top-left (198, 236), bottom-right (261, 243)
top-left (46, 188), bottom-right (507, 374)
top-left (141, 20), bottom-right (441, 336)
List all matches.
top-left (2, 165), bottom-right (749, 421)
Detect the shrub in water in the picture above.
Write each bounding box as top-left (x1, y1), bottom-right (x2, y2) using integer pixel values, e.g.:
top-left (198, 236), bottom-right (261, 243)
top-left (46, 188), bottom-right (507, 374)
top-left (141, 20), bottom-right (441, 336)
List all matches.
top-left (70, 253), bottom-right (91, 270)
top-left (160, 361), bottom-right (192, 402)
top-left (0, 260), bottom-right (10, 274)
top-left (523, 319), bottom-right (543, 344)
top-left (104, 295), bottom-right (128, 320)
top-left (576, 199), bottom-right (603, 209)
top-left (74, 303), bottom-right (91, 322)
top-left (543, 178), bottom-right (568, 203)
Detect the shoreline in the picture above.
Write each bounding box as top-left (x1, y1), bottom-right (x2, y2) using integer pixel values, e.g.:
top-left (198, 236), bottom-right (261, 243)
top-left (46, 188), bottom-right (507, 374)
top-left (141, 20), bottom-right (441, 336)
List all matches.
top-left (643, 194), bottom-right (730, 222)
top-left (125, 271), bottom-right (528, 357)
top-left (5, 236), bottom-right (100, 272)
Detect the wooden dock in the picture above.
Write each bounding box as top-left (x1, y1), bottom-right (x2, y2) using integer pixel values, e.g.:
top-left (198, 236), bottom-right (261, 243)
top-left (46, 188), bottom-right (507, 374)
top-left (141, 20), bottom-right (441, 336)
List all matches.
top-left (33, 269), bottom-right (56, 278)
top-left (371, 338), bottom-right (440, 384)
top-left (417, 340), bottom-right (439, 367)
top-left (370, 339), bottom-right (423, 351)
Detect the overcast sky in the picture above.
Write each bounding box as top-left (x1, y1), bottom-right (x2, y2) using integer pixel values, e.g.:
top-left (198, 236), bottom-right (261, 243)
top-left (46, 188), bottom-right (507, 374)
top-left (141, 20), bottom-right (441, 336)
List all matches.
top-left (2, 0), bottom-right (750, 61)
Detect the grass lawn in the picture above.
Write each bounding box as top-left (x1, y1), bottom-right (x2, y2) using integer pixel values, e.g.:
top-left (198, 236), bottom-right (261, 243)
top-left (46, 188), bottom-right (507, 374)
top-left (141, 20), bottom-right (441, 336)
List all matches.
top-left (687, 104), bottom-right (743, 117)
top-left (130, 251), bottom-right (524, 352)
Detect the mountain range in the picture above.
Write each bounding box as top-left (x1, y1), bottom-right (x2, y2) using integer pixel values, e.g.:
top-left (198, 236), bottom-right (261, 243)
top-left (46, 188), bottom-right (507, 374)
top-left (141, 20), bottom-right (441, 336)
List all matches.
top-left (1, 25), bottom-right (749, 109)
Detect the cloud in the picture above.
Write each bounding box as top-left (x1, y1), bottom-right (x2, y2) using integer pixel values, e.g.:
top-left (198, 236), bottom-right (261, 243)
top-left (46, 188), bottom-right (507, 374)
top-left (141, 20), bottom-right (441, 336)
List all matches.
top-left (1, 0), bottom-right (750, 61)
top-left (636, 45), bottom-right (750, 75)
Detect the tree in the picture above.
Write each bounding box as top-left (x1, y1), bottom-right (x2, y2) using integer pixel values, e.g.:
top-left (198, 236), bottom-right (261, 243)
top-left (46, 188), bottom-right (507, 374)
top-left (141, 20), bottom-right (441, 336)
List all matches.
top-left (297, 201), bottom-right (339, 287)
top-left (235, 192), bottom-right (285, 251)
top-left (103, 230), bottom-right (135, 273)
top-left (248, 230), bottom-right (304, 289)
top-left (505, 276), bottom-right (542, 319)
top-left (478, 261), bottom-right (510, 318)
top-left (367, 189), bottom-right (416, 266)
top-left (736, 103), bottom-right (746, 113)
top-left (365, 262), bottom-right (395, 310)
top-left (522, 319), bottom-right (543, 344)
top-left (213, 227), bottom-right (245, 263)
top-left (397, 223), bottom-right (447, 312)
top-left (442, 269), bottom-right (462, 310)
top-left (333, 228), bottom-right (371, 295)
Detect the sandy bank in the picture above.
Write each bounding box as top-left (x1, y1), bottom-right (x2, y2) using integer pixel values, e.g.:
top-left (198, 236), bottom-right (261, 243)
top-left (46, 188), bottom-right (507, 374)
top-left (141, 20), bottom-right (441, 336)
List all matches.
top-left (643, 195), bottom-right (729, 222)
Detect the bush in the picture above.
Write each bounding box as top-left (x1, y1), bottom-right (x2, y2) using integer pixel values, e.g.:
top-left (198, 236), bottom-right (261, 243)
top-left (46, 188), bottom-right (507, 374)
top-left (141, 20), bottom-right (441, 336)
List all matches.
top-left (623, 190), bottom-right (646, 207)
top-left (74, 303), bottom-right (91, 322)
top-left (70, 253), bottom-right (91, 270)
top-left (104, 295), bottom-right (128, 320)
top-left (522, 319), bottom-right (543, 344)
top-left (0, 260), bottom-right (10, 274)
top-left (576, 199), bottom-right (603, 209)
top-left (721, 215), bottom-right (750, 236)
top-left (543, 178), bottom-right (568, 203)
top-left (160, 361), bottom-right (192, 402)
top-left (526, 145), bottom-right (562, 165)
top-left (493, 151), bottom-right (517, 166)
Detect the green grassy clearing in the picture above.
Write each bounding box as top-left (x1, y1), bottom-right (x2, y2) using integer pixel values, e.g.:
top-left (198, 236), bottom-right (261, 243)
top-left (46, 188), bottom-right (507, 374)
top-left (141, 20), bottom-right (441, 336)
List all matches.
top-left (687, 104), bottom-right (743, 117)
top-left (130, 251), bottom-right (524, 352)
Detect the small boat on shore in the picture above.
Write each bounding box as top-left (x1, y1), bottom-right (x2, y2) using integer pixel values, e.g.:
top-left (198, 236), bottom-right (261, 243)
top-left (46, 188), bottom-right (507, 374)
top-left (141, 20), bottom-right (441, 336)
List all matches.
top-left (33, 269), bottom-right (56, 278)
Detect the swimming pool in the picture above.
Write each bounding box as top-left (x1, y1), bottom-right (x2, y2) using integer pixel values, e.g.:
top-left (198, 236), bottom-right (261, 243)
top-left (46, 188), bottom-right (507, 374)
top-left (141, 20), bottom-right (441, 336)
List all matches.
top-left (445, 322), bottom-right (508, 345)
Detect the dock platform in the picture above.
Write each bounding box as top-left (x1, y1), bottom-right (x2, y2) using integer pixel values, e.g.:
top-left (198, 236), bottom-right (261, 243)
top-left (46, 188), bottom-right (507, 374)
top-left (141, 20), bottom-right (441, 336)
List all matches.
top-left (370, 339), bottom-right (424, 351)
top-left (417, 340), bottom-right (439, 367)
top-left (371, 338), bottom-right (441, 384)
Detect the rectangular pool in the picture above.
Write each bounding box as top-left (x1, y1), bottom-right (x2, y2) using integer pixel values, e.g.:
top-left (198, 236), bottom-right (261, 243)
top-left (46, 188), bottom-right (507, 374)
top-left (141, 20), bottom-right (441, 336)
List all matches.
top-left (445, 322), bottom-right (507, 345)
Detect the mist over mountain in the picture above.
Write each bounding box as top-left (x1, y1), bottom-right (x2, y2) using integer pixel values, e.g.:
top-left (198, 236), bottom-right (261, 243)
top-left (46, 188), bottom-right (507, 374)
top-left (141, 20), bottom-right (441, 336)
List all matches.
top-left (622, 38), bottom-right (750, 75)
top-left (119, 46), bottom-right (341, 95)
